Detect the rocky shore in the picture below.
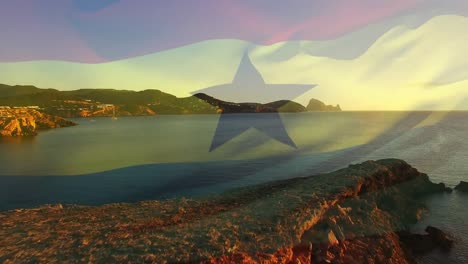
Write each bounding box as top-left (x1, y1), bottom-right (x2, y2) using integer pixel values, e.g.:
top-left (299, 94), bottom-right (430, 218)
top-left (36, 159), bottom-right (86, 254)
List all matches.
top-left (0, 159), bottom-right (452, 263)
top-left (0, 109), bottom-right (76, 136)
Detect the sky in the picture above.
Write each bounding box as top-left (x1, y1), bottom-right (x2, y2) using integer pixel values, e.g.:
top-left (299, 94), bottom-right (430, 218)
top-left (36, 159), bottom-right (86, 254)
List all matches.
top-left (1, 0), bottom-right (468, 62)
top-left (1, 1), bottom-right (468, 110)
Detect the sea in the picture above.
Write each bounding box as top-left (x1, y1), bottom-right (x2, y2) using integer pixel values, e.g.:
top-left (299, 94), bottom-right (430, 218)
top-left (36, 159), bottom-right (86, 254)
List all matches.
top-left (0, 112), bottom-right (466, 263)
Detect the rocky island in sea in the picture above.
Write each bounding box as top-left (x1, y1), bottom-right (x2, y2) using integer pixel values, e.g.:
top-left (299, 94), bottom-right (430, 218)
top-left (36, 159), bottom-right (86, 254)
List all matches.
top-left (306, 99), bottom-right (341, 112)
top-left (0, 159), bottom-right (453, 263)
top-left (0, 107), bottom-right (76, 137)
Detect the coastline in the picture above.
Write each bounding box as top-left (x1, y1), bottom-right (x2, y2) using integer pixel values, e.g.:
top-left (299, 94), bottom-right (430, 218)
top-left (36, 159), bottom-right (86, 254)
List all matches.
top-left (0, 159), bottom-right (453, 263)
top-left (0, 109), bottom-right (76, 137)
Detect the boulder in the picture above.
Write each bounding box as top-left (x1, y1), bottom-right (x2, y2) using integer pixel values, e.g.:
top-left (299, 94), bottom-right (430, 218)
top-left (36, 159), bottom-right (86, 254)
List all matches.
top-left (399, 226), bottom-right (453, 255)
top-left (398, 231), bottom-right (436, 254)
top-left (425, 226), bottom-right (454, 250)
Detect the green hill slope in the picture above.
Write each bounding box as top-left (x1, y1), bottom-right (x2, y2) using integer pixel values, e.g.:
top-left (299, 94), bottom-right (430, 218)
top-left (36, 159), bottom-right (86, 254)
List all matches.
top-left (0, 84), bottom-right (339, 117)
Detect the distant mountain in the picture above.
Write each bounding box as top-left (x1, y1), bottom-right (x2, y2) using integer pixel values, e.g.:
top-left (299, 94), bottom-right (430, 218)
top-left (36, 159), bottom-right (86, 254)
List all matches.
top-left (0, 84), bottom-right (340, 117)
top-left (0, 84), bottom-right (177, 105)
top-left (0, 84), bottom-right (47, 98)
top-left (306, 99), bottom-right (341, 112)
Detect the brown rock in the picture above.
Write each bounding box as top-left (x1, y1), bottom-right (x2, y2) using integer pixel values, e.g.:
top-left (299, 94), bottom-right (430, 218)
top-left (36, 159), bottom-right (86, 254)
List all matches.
top-left (0, 108), bottom-right (75, 137)
top-left (0, 159), bottom-right (448, 263)
top-left (425, 226), bottom-right (453, 251)
top-left (327, 230), bottom-right (339, 246)
top-left (399, 226), bottom-right (453, 255)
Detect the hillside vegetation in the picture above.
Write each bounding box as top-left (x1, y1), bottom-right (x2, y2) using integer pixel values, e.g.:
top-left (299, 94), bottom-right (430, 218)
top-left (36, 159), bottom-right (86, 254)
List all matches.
top-left (0, 84), bottom-right (339, 117)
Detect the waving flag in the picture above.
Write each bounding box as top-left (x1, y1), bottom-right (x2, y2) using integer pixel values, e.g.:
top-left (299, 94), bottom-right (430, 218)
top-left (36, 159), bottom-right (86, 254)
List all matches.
top-left (2, 0), bottom-right (468, 109)
top-left (1, 0), bottom-right (468, 210)
top-left (2, 1), bottom-right (468, 263)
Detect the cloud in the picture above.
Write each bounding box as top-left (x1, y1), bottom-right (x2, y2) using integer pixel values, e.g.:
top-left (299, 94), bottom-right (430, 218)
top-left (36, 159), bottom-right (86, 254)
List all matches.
top-left (1, 0), bottom-right (468, 62)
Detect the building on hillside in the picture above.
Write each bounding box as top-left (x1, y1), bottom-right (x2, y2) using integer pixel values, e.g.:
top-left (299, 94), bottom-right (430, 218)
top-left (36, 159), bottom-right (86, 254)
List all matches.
top-left (97, 104), bottom-right (115, 109)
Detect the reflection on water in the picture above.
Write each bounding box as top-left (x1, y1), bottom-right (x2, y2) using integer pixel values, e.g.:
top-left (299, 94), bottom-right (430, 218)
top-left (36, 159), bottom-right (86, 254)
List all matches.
top-left (0, 135), bottom-right (36, 144)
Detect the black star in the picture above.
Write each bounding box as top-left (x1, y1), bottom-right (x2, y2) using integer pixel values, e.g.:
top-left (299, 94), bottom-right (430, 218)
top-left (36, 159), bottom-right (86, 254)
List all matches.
top-left (194, 52), bottom-right (315, 151)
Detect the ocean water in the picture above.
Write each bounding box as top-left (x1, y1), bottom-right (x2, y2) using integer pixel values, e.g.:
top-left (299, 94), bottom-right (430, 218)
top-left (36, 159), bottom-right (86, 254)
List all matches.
top-left (0, 112), bottom-right (467, 262)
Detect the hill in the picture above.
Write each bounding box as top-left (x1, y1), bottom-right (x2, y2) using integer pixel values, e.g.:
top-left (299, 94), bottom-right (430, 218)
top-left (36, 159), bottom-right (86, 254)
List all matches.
top-left (307, 99), bottom-right (341, 112)
top-left (193, 93), bottom-right (307, 113)
top-left (0, 84), bottom-right (217, 117)
top-left (0, 84), bottom-right (46, 98)
top-left (0, 84), bottom-right (339, 117)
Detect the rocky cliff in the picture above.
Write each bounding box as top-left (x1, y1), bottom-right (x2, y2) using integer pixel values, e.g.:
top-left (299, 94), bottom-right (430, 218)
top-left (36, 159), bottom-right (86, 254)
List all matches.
top-left (307, 99), bottom-right (341, 112)
top-left (0, 160), bottom-right (449, 263)
top-left (0, 109), bottom-right (76, 136)
top-left (0, 116), bottom-right (36, 136)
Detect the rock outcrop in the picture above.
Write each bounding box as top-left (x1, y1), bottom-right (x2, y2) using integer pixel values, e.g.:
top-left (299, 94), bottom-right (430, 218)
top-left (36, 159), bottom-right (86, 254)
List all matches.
top-left (0, 159), bottom-right (449, 263)
top-left (0, 116), bottom-right (36, 136)
top-left (399, 226), bottom-right (453, 255)
top-left (454, 181), bottom-right (468, 192)
top-left (193, 93), bottom-right (307, 113)
top-left (0, 109), bottom-right (76, 136)
top-left (306, 98), bottom-right (341, 112)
